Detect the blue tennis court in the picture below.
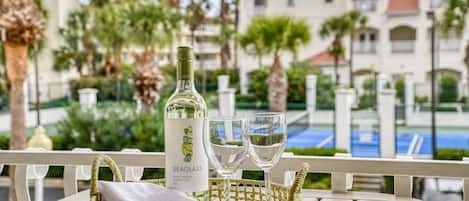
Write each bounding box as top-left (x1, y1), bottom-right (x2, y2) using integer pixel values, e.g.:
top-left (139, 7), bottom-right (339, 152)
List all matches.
top-left (286, 126), bottom-right (469, 157)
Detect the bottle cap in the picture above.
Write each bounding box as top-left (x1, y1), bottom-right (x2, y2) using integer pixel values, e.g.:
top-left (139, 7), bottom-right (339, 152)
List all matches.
top-left (178, 46), bottom-right (192, 61)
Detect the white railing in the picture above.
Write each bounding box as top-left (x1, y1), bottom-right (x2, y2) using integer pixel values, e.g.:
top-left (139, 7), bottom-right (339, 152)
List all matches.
top-left (354, 41), bottom-right (377, 54)
top-left (196, 42), bottom-right (219, 52)
top-left (391, 40), bottom-right (415, 53)
top-left (439, 38), bottom-right (460, 51)
top-left (0, 150), bottom-right (468, 201)
top-left (354, 0), bottom-right (377, 12)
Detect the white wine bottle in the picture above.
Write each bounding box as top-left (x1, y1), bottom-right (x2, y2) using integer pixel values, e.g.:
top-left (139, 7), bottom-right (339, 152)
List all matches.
top-left (164, 46), bottom-right (208, 199)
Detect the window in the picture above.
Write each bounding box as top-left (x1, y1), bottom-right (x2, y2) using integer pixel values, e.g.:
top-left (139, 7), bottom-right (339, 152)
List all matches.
top-left (369, 33), bottom-right (376, 42)
top-left (359, 33), bottom-right (366, 42)
top-left (255, 0), bottom-right (267, 6)
top-left (287, 0), bottom-right (294, 7)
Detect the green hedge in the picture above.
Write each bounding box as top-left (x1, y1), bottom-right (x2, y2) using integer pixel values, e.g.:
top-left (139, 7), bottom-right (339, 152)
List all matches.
top-left (247, 61), bottom-right (335, 108)
top-left (439, 74), bottom-right (459, 103)
top-left (436, 149), bottom-right (469, 160)
top-left (160, 65), bottom-right (240, 92)
top-left (70, 77), bottom-right (134, 102)
top-left (30, 97), bottom-right (70, 110)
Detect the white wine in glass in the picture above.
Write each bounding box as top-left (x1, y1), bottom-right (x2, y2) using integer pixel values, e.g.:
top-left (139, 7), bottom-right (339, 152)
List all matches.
top-left (246, 112), bottom-right (286, 201)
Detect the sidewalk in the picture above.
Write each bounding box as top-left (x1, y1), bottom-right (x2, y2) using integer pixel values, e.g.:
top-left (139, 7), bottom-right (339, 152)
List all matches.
top-left (0, 108), bottom-right (67, 132)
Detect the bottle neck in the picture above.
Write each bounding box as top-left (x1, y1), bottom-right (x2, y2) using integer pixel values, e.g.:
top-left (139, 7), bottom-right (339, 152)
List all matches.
top-left (176, 60), bottom-right (195, 92)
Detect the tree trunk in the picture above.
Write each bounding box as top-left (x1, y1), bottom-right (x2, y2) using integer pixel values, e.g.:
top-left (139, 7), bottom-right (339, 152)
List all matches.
top-left (349, 33), bottom-right (354, 89)
top-left (142, 102), bottom-right (154, 116)
top-left (220, 44), bottom-right (229, 71)
top-left (268, 55), bottom-right (288, 112)
top-left (258, 55), bottom-right (263, 69)
top-left (190, 31), bottom-right (195, 47)
top-left (334, 53), bottom-right (339, 87)
top-left (233, 0), bottom-right (239, 69)
top-left (84, 41), bottom-right (94, 76)
top-left (219, 0), bottom-right (229, 71)
top-left (464, 43), bottom-right (469, 102)
top-left (4, 41), bottom-right (28, 201)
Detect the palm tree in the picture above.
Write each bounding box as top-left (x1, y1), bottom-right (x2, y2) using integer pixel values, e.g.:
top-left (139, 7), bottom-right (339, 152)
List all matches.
top-left (233, 0), bottom-right (240, 69)
top-left (219, 0), bottom-right (232, 70)
top-left (239, 18), bottom-right (268, 69)
top-left (286, 19), bottom-right (311, 62)
top-left (185, 0), bottom-right (210, 46)
top-left (93, 3), bottom-right (127, 77)
top-left (320, 15), bottom-right (350, 87)
top-left (54, 7), bottom-right (94, 76)
top-left (125, 1), bottom-right (181, 115)
top-left (440, 0), bottom-right (469, 96)
top-left (240, 16), bottom-right (311, 112)
top-left (0, 0), bottom-right (43, 200)
top-left (344, 11), bottom-right (367, 88)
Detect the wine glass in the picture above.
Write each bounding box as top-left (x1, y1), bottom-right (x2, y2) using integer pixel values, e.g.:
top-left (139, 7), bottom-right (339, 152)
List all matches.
top-left (246, 112), bottom-right (287, 201)
top-left (203, 116), bottom-right (248, 201)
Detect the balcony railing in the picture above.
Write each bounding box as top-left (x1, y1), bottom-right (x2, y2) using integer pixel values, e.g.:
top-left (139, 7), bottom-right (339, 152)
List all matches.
top-left (439, 38), bottom-right (460, 51)
top-left (353, 42), bottom-right (377, 54)
top-left (354, 0), bottom-right (377, 12)
top-left (0, 150), bottom-right (468, 201)
top-left (391, 40), bottom-right (415, 53)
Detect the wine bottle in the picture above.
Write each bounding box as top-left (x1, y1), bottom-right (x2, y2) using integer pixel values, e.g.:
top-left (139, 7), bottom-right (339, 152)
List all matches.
top-left (164, 46), bottom-right (208, 198)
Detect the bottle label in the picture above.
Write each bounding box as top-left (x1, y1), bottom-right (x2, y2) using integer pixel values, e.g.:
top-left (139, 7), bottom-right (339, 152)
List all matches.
top-left (165, 118), bottom-right (208, 192)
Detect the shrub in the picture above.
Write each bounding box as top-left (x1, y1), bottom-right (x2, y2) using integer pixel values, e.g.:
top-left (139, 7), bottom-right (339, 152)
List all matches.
top-left (358, 77), bottom-right (376, 109)
top-left (436, 149), bottom-right (469, 160)
top-left (285, 147), bottom-right (346, 156)
top-left (246, 61), bottom-right (334, 108)
top-left (57, 102), bottom-right (164, 152)
top-left (70, 77), bottom-right (134, 102)
top-left (415, 96), bottom-right (429, 104)
top-left (438, 74), bottom-right (458, 103)
top-left (0, 79), bottom-right (6, 96)
top-left (394, 77), bottom-right (405, 102)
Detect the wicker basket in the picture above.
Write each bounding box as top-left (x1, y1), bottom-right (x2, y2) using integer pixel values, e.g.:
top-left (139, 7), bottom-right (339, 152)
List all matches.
top-left (90, 155), bottom-right (309, 201)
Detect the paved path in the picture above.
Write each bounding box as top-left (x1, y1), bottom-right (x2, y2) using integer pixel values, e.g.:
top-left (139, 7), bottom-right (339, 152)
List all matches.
top-left (0, 108), bottom-right (314, 133)
top-left (0, 108), bottom-right (67, 132)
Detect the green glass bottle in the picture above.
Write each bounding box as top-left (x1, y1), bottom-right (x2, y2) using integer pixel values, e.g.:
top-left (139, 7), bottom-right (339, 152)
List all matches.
top-left (164, 46), bottom-right (208, 200)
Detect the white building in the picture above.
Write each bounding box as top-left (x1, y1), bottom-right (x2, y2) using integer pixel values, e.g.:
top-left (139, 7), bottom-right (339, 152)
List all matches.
top-left (26, 1), bottom-right (226, 102)
top-left (238, 0), bottom-right (468, 97)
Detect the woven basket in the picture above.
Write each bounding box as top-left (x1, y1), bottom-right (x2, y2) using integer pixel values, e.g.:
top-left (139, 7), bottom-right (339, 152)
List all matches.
top-left (90, 155), bottom-right (309, 201)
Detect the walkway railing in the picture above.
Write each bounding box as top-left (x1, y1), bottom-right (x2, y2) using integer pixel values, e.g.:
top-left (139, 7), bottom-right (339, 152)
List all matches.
top-left (0, 150), bottom-right (468, 201)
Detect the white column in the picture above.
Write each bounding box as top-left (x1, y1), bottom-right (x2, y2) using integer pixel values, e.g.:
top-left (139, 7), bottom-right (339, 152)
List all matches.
top-left (217, 75), bottom-right (229, 91)
top-left (405, 74), bottom-right (414, 125)
top-left (306, 75), bottom-right (317, 125)
top-left (335, 89), bottom-right (354, 152)
top-left (377, 73), bottom-right (387, 94)
top-left (218, 88), bottom-right (236, 117)
top-left (240, 65), bottom-right (248, 95)
top-left (379, 89), bottom-right (396, 158)
top-left (78, 88), bottom-right (98, 110)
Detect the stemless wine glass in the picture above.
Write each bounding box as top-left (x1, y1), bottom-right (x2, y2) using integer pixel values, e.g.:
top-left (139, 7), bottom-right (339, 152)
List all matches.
top-left (246, 112), bottom-right (287, 201)
top-left (203, 116), bottom-right (249, 201)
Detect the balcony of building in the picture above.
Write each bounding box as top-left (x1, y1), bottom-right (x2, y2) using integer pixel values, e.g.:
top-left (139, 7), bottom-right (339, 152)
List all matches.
top-left (390, 26), bottom-right (416, 53)
top-left (353, 0), bottom-right (377, 12)
top-left (354, 28), bottom-right (378, 54)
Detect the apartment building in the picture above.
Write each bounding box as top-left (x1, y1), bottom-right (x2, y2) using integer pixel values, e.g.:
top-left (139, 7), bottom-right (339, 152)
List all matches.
top-left (238, 0), bottom-right (468, 97)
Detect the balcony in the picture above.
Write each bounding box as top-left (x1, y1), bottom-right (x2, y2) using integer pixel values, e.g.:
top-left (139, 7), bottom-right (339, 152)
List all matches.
top-left (439, 38), bottom-right (460, 51)
top-left (353, 0), bottom-right (377, 12)
top-left (1, 150), bottom-right (469, 201)
top-left (354, 42), bottom-right (377, 54)
top-left (391, 40), bottom-right (415, 53)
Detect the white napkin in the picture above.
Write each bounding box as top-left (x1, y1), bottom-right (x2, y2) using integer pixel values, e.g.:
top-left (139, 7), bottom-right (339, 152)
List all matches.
top-left (98, 181), bottom-right (197, 201)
